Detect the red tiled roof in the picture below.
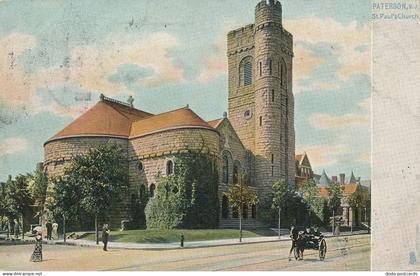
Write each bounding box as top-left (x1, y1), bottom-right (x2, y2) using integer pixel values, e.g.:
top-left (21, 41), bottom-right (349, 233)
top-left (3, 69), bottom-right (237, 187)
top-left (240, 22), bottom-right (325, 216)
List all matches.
top-left (207, 118), bottom-right (224, 128)
top-left (342, 183), bottom-right (359, 196)
top-left (47, 99), bottom-right (214, 143)
top-left (130, 107), bottom-right (213, 138)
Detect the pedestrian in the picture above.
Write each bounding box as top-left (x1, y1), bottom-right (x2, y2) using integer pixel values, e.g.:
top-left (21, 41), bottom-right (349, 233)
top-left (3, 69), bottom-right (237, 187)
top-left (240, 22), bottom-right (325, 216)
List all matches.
top-left (288, 225), bottom-right (299, 261)
top-left (52, 222), bottom-right (58, 240)
top-left (13, 219), bottom-right (20, 239)
top-left (102, 224), bottom-right (110, 251)
top-left (30, 230), bottom-right (43, 262)
top-left (46, 221), bottom-right (52, 240)
top-left (335, 217), bottom-right (343, 236)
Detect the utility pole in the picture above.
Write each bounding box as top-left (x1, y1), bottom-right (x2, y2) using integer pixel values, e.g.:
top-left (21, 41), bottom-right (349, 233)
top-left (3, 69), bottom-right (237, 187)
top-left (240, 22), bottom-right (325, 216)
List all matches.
top-left (278, 206), bottom-right (281, 239)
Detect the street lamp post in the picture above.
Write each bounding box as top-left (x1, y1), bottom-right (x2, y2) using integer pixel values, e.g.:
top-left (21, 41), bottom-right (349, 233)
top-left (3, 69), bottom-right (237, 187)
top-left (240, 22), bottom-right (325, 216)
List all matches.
top-left (278, 206), bottom-right (281, 239)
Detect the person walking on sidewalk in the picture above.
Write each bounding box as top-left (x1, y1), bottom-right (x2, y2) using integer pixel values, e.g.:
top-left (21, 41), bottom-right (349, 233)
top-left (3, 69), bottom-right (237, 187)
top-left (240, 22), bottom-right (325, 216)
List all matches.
top-left (102, 224), bottom-right (110, 251)
top-left (52, 222), bottom-right (58, 240)
top-left (46, 221), bottom-right (52, 240)
top-left (13, 219), bottom-right (20, 239)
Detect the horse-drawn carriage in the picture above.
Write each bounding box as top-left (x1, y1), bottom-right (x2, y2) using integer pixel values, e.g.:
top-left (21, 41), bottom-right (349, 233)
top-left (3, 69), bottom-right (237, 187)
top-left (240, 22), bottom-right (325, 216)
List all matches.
top-left (292, 228), bottom-right (327, 261)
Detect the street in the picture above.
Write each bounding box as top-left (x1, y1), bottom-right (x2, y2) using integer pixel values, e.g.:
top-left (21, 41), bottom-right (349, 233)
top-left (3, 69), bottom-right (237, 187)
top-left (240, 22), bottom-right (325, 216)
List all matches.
top-left (0, 234), bottom-right (370, 271)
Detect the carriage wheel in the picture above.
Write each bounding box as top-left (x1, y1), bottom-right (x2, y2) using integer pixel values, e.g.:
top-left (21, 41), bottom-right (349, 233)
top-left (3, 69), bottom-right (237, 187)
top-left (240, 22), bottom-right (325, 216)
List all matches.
top-left (319, 239), bottom-right (327, 261)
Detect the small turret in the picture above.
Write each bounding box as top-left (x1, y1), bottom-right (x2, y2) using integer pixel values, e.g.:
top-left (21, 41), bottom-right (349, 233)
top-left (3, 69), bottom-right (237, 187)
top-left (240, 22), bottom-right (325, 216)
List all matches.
top-left (255, 0), bottom-right (282, 26)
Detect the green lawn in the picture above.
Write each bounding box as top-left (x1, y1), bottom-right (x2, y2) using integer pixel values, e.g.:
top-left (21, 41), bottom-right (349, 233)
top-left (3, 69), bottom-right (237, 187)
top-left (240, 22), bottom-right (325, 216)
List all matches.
top-left (83, 229), bottom-right (276, 243)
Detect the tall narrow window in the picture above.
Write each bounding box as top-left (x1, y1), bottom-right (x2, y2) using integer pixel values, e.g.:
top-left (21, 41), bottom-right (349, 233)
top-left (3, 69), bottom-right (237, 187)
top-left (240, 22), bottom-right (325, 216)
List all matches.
top-left (271, 89), bottom-right (275, 102)
top-left (223, 155), bottom-right (229, 183)
top-left (269, 59), bottom-right (272, 75)
top-left (280, 58), bottom-right (287, 87)
top-left (239, 56), bottom-right (253, 86)
top-left (149, 184), bottom-right (156, 197)
top-left (140, 184), bottom-right (146, 198)
top-left (271, 154), bottom-right (274, 164)
top-left (259, 116), bottom-right (262, 126)
top-left (271, 166), bottom-right (274, 177)
top-left (166, 160), bottom-right (174, 175)
top-left (244, 62), bottom-right (252, 85)
top-left (259, 62), bottom-right (262, 77)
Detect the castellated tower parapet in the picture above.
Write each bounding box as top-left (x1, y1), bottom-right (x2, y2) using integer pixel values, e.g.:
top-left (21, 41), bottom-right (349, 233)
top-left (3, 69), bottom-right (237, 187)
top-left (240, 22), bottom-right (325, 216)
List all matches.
top-left (227, 0), bottom-right (295, 197)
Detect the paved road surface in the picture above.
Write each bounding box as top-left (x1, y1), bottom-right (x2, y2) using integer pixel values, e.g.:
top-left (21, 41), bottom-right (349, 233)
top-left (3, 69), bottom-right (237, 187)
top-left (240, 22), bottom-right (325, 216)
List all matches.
top-left (0, 234), bottom-right (370, 271)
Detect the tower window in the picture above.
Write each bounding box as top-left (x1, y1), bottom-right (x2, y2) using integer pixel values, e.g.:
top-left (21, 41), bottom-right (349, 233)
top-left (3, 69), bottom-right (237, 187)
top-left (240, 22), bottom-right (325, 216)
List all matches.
top-left (259, 116), bottom-right (262, 126)
top-left (269, 59), bottom-right (273, 75)
top-left (138, 161), bottom-right (144, 172)
top-left (271, 89), bottom-right (275, 102)
top-left (271, 166), bottom-right (274, 177)
top-left (280, 58), bottom-right (287, 87)
top-left (239, 56), bottom-right (253, 86)
top-left (244, 62), bottom-right (252, 85)
top-left (271, 154), bottom-right (274, 164)
top-left (259, 62), bottom-right (262, 77)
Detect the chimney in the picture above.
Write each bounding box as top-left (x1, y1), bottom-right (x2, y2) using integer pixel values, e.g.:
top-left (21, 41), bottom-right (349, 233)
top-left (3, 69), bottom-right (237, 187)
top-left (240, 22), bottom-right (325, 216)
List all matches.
top-left (332, 176), bottom-right (338, 183)
top-left (339, 173), bottom-right (345, 185)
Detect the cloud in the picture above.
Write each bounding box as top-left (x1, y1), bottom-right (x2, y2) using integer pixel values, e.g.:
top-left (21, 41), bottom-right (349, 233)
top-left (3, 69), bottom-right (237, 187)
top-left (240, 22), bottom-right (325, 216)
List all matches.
top-left (0, 137), bottom-right (30, 157)
top-left (309, 113), bottom-right (369, 129)
top-left (0, 32), bottom-right (184, 119)
top-left (297, 144), bottom-right (351, 169)
top-left (37, 32), bottom-right (185, 93)
top-left (284, 16), bottom-right (370, 81)
top-left (358, 96), bottom-right (371, 111)
top-left (357, 151), bottom-right (371, 164)
top-left (197, 32), bottom-right (228, 84)
top-left (293, 45), bottom-right (325, 86)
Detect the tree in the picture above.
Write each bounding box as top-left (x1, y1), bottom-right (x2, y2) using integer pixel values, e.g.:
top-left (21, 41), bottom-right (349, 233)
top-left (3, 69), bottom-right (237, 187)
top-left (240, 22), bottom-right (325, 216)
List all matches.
top-left (57, 142), bottom-right (128, 244)
top-left (28, 167), bottom-right (49, 218)
top-left (348, 185), bottom-right (369, 229)
top-left (4, 174), bottom-right (33, 239)
top-left (51, 172), bottom-right (86, 243)
top-left (300, 179), bottom-right (322, 225)
top-left (328, 181), bottom-right (343, 232)
top-left (225, 168), bottom-right (258, 242)
top-left (271, 179), bottom-right (292, 239)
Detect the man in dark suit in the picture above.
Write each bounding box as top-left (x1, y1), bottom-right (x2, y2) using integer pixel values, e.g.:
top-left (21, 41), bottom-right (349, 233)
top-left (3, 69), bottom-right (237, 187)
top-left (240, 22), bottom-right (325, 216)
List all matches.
top-left (45, 221), bottom-right (52, 240)
top-left (102, 224), bottom-right (110, 251)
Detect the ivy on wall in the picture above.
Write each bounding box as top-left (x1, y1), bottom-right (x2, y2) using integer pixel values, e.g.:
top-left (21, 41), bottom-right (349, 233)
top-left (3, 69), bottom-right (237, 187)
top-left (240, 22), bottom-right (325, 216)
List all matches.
top-left (145, 152), bottom-right (219, 229)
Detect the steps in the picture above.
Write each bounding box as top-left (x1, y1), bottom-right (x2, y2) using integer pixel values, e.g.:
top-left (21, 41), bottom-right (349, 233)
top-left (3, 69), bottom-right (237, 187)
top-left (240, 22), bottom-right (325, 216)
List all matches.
top-left (219, 218), bottom-right (267, 229)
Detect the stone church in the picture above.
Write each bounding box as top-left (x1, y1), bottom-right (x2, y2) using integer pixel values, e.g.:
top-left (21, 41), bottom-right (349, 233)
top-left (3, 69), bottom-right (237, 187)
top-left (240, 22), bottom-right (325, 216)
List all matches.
top-left (43, 0), bottom-right (295, 228)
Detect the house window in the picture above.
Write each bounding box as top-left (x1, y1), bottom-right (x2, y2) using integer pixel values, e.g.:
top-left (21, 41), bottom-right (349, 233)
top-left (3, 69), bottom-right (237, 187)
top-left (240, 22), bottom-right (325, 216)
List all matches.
top-left (223, 155), bottom-right (229, 183)
top-left (149, 184), bottom-right (156, 197)
top-left (166, 160), bottom-right (174, 175)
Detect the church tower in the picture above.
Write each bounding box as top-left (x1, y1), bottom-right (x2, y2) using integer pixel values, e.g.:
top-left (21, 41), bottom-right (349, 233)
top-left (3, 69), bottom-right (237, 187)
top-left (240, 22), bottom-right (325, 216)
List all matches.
top-left (227, 0), bottom-right (295, 195)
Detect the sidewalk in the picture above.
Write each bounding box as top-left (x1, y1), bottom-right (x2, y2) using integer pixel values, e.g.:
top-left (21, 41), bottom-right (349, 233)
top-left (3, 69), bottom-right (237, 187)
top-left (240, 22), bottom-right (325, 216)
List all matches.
top-left (51, 230), bottom-right (369, 250)
top-left (0, 230), bottom-right (369, 250)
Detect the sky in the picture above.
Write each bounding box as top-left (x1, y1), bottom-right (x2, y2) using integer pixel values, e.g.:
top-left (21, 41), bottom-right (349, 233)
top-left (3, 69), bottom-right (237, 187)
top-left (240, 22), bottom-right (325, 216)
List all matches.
top-left (0, 0), bottom-right (371, 181)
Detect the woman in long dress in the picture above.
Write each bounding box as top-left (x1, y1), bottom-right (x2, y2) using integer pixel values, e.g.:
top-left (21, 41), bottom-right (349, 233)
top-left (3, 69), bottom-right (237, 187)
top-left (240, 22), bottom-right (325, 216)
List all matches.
top-left (52, 223), bottom-right (58, 240)
top-left (30, 231), bottom-right (43, 262)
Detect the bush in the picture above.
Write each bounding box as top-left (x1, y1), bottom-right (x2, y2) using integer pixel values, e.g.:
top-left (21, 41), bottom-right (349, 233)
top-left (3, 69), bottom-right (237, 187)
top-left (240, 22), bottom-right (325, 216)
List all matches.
top-left (145, 152), bottom-right (219, 229)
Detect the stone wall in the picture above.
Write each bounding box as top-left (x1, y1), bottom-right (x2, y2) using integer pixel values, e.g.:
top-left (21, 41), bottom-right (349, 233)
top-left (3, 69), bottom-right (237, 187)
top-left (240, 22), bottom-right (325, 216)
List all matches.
top-left (43, 137), bottom-right (130, 229)
top-left (128, 128), bottom-right (220, 196)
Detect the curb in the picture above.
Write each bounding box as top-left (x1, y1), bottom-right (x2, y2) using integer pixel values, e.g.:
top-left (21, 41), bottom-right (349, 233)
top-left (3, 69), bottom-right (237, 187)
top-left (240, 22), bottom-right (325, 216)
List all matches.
top-left (48, 232), bottom-right (369, 251)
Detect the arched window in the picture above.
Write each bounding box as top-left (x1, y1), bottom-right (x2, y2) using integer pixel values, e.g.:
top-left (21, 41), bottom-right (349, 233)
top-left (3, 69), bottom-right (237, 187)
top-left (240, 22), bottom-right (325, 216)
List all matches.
top-left (251, 204), bottom-right (257, 219)
top-left (243, 203), bottom-right (248, 219)
top-left (166, 160), bottom-right (174, 175)
top-left (140, 184), bottom-right (146, 198)
top-left (223, 155), bottom-right (229, 183)
top-left (232, 206), bottom-right (238, 218)
top-left (239, 56), bottom-right (253, 86)
top-left (222, 195), bottom-right (229, 219)
top-left (131, 194), bottom-right (137, 209)
top-left (233, 161), bottom-right (240, 183)
top-left (280, 58), bottom-right (287, 87)
top-left (149, 184), bottom-right (156, 197)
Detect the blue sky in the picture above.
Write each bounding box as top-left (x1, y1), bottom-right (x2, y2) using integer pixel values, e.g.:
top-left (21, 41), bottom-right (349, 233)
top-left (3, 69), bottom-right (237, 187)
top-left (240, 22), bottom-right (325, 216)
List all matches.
top-left (0, 0), bottom-right (371, 181)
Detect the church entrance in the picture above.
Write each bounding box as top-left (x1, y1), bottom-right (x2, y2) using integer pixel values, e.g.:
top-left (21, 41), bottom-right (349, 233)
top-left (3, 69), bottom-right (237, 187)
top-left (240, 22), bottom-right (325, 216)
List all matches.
top-left (222, 196), bottom-right (229, 219)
